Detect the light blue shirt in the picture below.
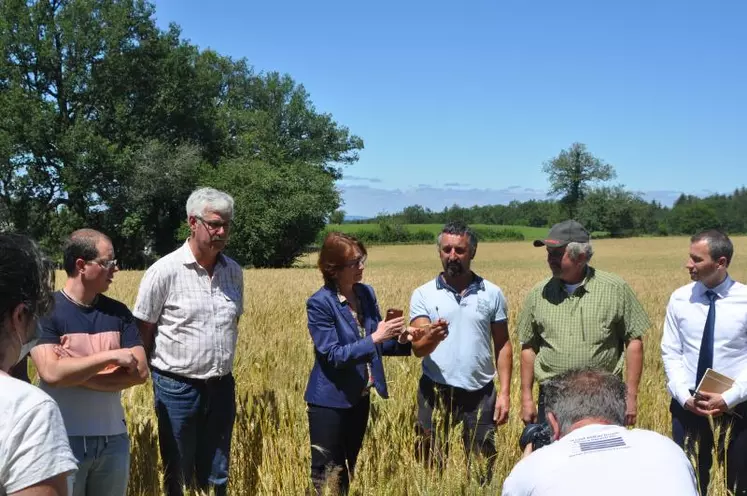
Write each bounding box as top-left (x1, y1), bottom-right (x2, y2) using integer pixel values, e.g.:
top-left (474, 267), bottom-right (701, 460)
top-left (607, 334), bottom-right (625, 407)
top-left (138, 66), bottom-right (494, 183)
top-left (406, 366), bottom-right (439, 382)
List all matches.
top-left (410, 273), bottom-right (507, 391)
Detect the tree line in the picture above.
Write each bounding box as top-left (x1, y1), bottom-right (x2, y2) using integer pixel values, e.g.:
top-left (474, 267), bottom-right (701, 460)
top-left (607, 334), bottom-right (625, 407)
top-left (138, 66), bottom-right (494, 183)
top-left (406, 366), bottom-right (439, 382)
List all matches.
top-left (1, 0), bottom-right (360, 268)
top-left (356, 188), bottom-right (747, 238)
top-left (351, 143), bottom-right (746, 238)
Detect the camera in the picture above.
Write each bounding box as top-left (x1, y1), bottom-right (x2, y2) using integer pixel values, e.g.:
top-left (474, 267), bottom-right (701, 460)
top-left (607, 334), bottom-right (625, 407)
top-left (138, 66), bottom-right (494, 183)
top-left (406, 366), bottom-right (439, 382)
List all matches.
top-left (519, 422), bottom-right (554, 452)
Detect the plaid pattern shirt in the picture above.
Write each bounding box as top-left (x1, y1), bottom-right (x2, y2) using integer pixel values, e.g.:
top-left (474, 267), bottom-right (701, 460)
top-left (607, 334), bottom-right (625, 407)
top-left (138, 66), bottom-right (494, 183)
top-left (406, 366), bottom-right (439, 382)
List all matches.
top-left (133, 241), bottom-right (244, 379)
top-left (518, 267), bottom-right (650, 383)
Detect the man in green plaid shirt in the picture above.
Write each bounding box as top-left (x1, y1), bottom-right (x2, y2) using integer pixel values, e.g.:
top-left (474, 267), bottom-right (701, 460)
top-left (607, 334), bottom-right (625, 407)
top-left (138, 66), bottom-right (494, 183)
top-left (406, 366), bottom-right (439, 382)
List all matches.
top-left (517, 220), bottom-right (650, 427)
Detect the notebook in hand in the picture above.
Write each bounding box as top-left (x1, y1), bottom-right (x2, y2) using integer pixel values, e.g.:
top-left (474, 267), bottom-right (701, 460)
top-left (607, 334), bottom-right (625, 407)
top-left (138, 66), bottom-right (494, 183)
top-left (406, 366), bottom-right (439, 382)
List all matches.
top-left (696, 368), bottom-right (734, 395)
top-left (695, 368), bottom-right (742, 419)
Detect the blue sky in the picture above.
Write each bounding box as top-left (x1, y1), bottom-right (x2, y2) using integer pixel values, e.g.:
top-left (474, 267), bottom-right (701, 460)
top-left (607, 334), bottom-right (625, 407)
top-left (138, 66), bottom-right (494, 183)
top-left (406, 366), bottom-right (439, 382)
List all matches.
top-left (151, 0), bottom-right (746, 217)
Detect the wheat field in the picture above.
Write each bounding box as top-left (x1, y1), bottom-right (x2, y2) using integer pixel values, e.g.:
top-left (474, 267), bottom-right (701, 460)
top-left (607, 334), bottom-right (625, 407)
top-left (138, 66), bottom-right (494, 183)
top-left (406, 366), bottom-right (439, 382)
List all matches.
top-left (99, 236), bottom-right (747, 495)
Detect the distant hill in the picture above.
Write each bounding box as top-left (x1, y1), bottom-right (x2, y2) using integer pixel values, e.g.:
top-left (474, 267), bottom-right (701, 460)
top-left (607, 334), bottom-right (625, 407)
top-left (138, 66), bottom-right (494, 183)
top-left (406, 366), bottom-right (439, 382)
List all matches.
top-left (343, 215), bottom-right (372, 222)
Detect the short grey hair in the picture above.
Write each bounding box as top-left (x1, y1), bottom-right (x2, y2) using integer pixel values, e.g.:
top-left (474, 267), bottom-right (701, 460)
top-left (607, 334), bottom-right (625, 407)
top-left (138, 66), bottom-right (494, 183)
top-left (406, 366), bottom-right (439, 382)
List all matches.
top-left (544, 368), bottom-right (626, 436)
top-left (566, 241), bottom-right (593, 263)
top-left (186, 187), bottom-right (234, 219)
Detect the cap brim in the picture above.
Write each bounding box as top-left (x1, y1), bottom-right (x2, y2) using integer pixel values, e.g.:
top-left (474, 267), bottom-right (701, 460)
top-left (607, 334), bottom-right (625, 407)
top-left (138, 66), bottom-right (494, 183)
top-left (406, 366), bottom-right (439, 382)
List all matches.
top-left (533, 239), bottom-right (568, 248)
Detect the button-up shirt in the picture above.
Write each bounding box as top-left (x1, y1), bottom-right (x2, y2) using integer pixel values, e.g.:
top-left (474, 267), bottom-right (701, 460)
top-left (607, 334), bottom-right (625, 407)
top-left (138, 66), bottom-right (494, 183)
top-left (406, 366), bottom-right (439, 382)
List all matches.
top-left (133, 241), bottom-right (244, 379)
top-left (518, 267), bottom-right (650, 383)
top-left (661, 276), bottom-right (747, 408)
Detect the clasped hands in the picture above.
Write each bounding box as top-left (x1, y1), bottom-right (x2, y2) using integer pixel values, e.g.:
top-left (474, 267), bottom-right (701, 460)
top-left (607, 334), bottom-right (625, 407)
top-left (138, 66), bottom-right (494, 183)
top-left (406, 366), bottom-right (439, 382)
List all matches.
top-left (685, 391), bottom-right (729, 417)
top-left (371, 317), bottom-right (449, 345)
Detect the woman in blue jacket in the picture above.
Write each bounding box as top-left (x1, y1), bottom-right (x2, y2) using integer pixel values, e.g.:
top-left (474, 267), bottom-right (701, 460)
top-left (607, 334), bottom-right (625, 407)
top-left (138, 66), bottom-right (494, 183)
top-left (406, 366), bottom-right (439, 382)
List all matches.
top-left (305, 232), bottom-right (417, 494)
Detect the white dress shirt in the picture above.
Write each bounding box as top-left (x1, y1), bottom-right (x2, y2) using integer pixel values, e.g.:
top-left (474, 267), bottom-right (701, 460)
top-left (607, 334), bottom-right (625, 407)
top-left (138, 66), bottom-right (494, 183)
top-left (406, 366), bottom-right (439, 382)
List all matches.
top-left (133, 241), bottom-right (244, 379)
top-left (661, 276), bottom-right (747, 408)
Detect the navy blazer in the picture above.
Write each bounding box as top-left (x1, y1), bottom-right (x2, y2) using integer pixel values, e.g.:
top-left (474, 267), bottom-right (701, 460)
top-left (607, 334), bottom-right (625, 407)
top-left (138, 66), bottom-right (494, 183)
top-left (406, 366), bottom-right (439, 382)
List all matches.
top-left (304, 283), bottom-right (411, 408)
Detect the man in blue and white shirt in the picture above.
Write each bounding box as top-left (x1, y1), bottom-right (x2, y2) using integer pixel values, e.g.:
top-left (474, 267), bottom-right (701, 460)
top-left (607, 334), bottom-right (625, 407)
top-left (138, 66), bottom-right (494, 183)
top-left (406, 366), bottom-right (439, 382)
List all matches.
top-left (661, 229), bottom-right (747, 496)
top-left (409, 221), bottom-right (513, 481)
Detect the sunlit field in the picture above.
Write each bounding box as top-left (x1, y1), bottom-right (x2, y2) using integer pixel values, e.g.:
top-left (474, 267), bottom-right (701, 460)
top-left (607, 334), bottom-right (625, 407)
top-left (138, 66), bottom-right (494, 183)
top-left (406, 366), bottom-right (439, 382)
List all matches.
top-left (93, 236), bottom-right (747, 495)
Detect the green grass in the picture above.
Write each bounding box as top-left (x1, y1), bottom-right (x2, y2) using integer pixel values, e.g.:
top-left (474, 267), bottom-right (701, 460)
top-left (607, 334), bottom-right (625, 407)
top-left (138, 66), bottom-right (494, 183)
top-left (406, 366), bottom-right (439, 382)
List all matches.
top-left (329, 223), bottom-right (549, 239)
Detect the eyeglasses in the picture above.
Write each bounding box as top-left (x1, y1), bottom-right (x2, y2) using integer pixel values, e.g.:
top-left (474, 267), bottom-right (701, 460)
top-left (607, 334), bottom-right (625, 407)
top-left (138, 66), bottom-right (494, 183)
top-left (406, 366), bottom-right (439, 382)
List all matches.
top-left (195, 215), bottom-right (232, 231)
top-left (89, 259), bottom-right (118, 270)
top-left (342, 256), bottom-right (367, 268)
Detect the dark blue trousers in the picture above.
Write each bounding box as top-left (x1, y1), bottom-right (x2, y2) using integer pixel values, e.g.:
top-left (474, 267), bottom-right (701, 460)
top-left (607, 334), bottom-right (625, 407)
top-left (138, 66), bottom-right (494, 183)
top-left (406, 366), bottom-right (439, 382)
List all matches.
top-left (671, 399), bottom-right (747, 496)
top-left (152, 368), bottom-right (236, 496)
top-left (307, 397), bottom-right (370, 495)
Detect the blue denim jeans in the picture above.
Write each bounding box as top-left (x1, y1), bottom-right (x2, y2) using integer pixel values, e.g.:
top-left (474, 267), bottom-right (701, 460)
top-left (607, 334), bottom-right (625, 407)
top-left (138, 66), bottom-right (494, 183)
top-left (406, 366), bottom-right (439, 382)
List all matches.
top-left (152, 368), bottom-right (236, 496)
top-left (69, 433), bottom-right (130, 496)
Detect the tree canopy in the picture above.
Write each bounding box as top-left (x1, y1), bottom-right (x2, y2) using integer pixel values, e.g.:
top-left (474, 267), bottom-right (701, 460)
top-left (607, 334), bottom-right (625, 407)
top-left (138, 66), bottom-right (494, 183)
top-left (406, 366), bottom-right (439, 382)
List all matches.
top-left (542, 142), bottom-right (616, 218)
top-left (1, 0), bottom-right (363, 267)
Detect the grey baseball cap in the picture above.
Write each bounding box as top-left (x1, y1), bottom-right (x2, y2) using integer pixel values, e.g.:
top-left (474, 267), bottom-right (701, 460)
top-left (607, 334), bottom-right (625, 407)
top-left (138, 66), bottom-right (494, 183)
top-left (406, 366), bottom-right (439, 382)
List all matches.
top-left (533, 220), bottom-right (590, 248)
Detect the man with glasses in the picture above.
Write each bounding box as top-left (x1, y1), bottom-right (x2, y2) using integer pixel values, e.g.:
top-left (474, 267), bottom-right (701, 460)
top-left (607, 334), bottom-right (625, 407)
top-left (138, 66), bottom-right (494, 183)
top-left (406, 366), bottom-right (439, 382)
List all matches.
top-left (409, 221), bottom-right (513, 483)
top-left (133, 187), bottom-right (243, 496)
top-left (30, 229), bottom-right (148, 496)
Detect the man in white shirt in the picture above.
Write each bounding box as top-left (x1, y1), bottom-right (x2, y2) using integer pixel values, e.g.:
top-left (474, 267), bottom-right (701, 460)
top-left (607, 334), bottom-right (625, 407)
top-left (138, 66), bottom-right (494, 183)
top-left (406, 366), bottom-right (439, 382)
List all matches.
top-left (134, 187), bottom-right (243, 496)
top-left (502, 368), bottom-right (698, 496)
top-left (661, 229), bottom-right (747, 495)
top-left (0, 233), bottom-right (78, 496)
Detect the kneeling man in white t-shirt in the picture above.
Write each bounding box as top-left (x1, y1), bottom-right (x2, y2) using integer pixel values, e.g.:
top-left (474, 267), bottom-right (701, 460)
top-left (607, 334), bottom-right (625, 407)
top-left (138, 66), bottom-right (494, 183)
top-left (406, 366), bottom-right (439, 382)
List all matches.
top-left (502, 368), bottom-right (698, 496)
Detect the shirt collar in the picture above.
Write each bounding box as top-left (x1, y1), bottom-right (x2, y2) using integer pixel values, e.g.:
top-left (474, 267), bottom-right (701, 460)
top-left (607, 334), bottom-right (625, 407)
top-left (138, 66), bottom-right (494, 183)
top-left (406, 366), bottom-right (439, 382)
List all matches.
top-left (551, 266), bottom-right (595, 294)
top-left (436, 272), bottom-right (485, 295)
top-left (178, 240), bottom-right (226, 267)
top-left (696, 275), bottom-right (734, 299)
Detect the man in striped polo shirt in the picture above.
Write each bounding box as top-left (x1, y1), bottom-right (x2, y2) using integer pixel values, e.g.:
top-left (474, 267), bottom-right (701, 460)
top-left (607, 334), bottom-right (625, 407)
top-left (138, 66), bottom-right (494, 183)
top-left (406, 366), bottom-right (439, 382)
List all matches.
top-left (31, 229), bottom-right (149, 496)
top-left (518, 220), bottom-right (650, 427)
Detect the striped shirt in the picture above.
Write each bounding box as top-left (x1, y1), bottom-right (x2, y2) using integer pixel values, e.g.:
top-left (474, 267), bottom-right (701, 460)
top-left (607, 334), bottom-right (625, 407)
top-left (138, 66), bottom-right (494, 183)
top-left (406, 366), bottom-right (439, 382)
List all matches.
top-left (133, 241), bottom-right (244, 380)
top-left (517, 267), bottom-right (650, 383)
top-left (36, 292), bottom-right (142, 436)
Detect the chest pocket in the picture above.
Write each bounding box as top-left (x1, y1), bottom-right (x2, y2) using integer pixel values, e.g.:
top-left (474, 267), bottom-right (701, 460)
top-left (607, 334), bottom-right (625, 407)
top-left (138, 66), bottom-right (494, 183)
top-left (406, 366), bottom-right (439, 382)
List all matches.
top-left (219, 286), bottom-right (241, 317)
top-left (580, 300), bottom-right (620, 344)
top-left (536, 296), bottom-right (619, 345)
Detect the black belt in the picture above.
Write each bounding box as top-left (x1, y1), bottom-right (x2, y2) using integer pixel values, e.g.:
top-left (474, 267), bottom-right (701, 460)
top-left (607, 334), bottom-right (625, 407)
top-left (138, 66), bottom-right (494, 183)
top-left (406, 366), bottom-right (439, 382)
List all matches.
top-left (152, 367), bottom-right (232, 385)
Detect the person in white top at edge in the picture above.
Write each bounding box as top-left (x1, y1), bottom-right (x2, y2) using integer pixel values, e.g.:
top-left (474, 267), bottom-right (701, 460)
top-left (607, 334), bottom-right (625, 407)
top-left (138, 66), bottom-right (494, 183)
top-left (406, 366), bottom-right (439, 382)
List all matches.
top-left (661, 229), bottom-right (747, 496)
top-left (133, 187), bottom-right (243, 496)
top-left (502, 367), bottom-right (698, 496)
top-left (0, 233), bottom-right (78, 496)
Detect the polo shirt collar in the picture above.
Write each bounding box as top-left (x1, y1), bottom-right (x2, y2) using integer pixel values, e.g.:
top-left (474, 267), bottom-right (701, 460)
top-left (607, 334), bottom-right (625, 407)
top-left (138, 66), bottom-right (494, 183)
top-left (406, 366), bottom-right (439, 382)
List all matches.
top-left (695, 275), bottom-right (734, 299)
top-left (436, 272), bottom-right (485, 297)
top-left (178, 240), bottom-right (227, 267)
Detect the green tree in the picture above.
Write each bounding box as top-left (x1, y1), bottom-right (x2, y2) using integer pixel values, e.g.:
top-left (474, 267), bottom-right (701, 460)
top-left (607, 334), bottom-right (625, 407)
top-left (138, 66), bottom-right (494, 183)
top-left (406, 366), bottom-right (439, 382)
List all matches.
top-left (328, 209), bottom-right (345, 224)
top-left (204, 159), bottom-right (340, 268)
top-left (399, 204), bottom-right (432, 224)
top-left (668, 202), bottom-right (720, 235)
top-left (1, 0), bottom-right (363, 266)
top-left (542, 143), bottom-right (616, 218)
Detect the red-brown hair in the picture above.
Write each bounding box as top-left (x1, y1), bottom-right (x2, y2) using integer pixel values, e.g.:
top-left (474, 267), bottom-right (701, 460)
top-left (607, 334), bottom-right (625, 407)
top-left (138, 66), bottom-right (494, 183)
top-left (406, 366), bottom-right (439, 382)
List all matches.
top-left (318, 232), bottom-right (367, 287)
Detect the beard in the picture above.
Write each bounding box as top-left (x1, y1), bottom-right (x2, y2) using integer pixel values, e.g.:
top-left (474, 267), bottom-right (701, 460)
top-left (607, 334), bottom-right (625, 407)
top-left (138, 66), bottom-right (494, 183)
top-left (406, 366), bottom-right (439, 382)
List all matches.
top-left (444, 260), bottom-right (465, 277)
